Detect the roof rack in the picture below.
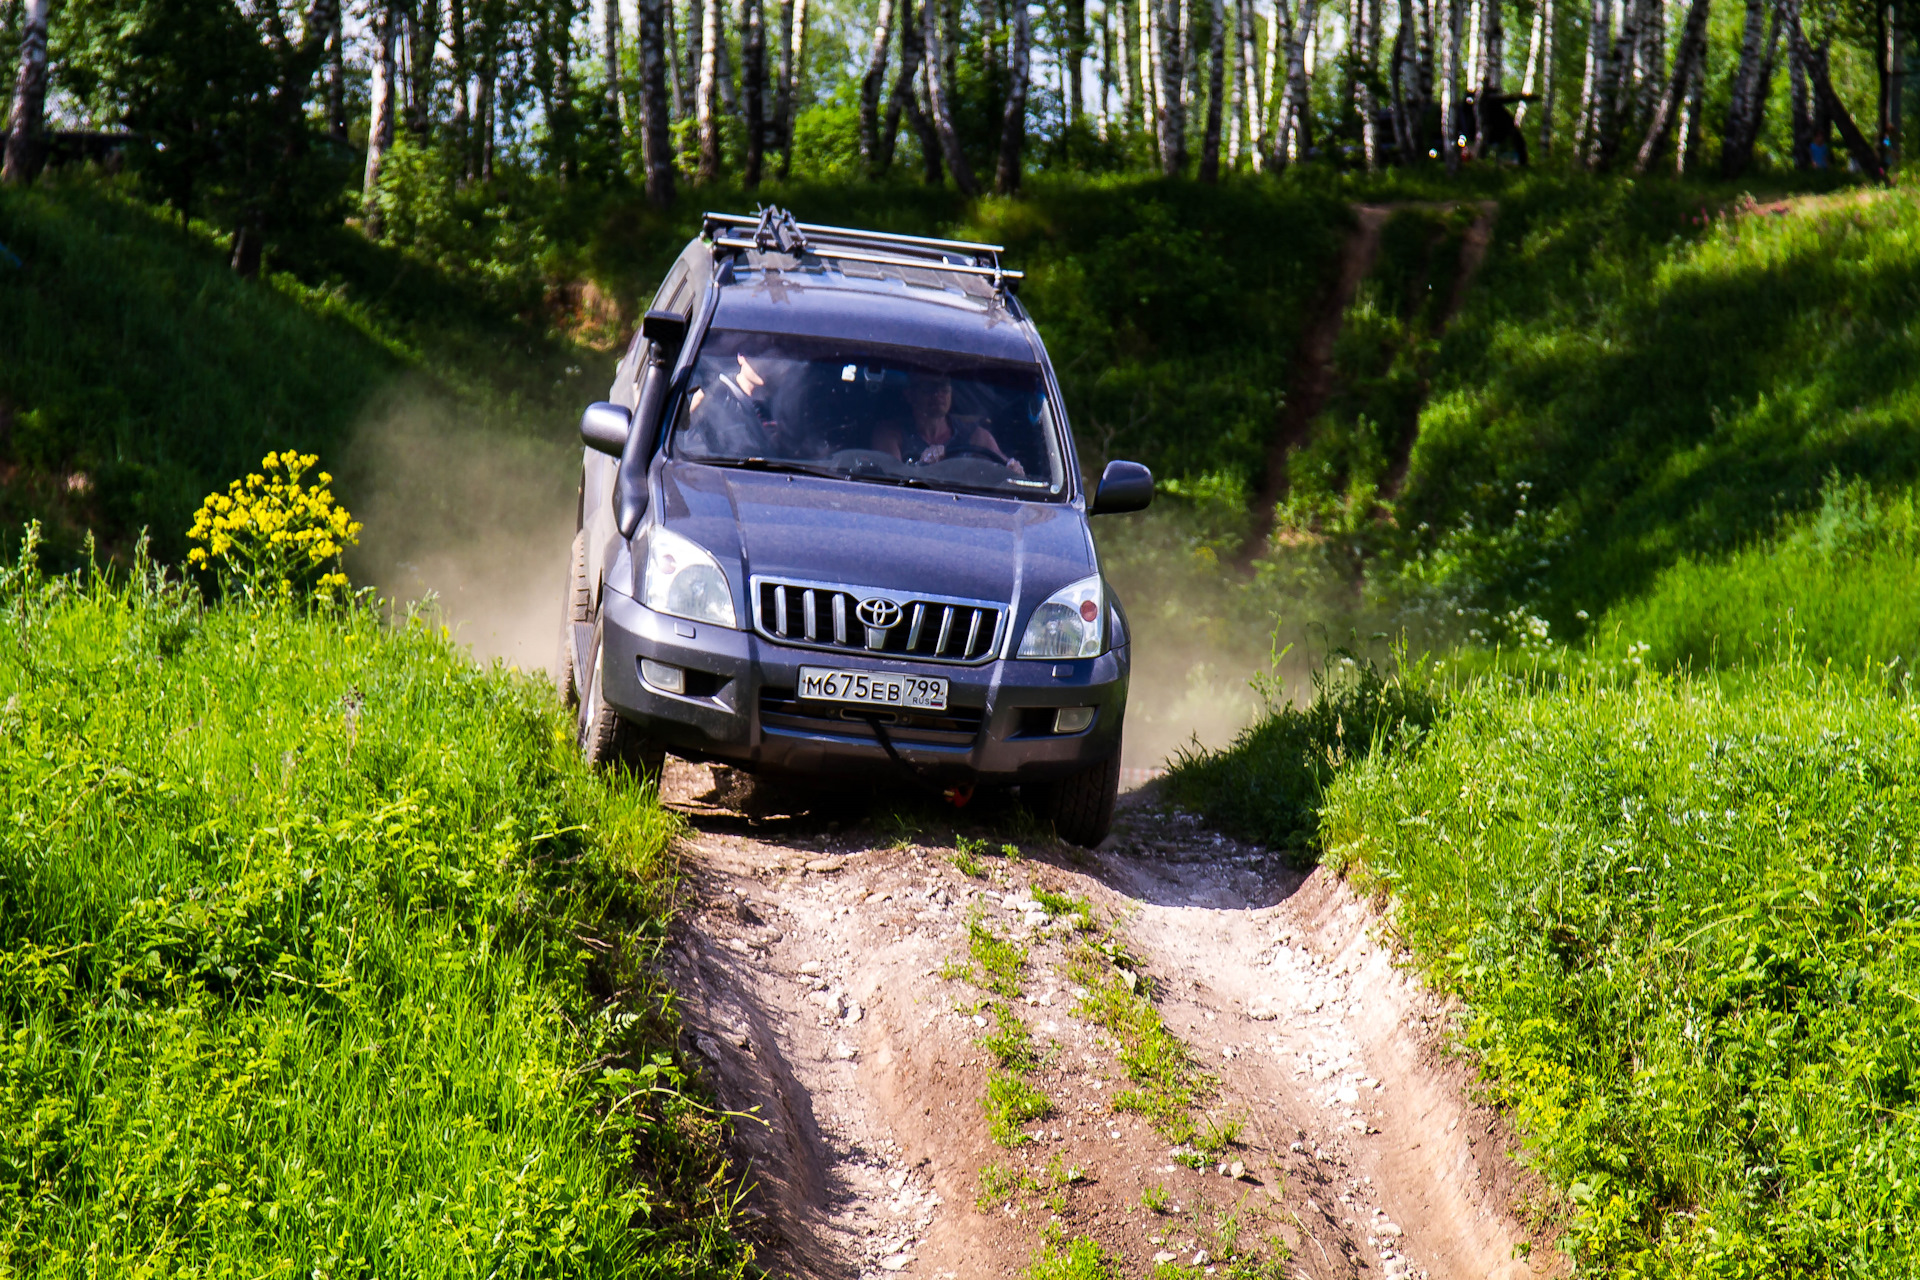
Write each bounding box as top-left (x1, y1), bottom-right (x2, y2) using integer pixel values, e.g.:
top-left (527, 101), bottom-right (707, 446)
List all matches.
top-left (703, 206), bottom-right (1024, 288)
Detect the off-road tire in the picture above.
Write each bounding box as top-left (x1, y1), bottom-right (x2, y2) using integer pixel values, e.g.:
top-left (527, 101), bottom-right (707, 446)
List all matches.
top-left (557, 530), bottom-right (592, 711)
top-left (1026, 751), bottom-right (1121, 848)
top-left (578, 619), bottom-right (668, 785)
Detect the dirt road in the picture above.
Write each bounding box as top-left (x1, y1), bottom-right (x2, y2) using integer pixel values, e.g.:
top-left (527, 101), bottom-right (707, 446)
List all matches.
top-left (659, 762), bottom-right (1559, 1279)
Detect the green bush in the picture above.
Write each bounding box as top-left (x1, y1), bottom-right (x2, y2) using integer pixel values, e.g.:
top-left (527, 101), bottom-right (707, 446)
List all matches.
top-left (0, 534), bottom-right (750, 1276)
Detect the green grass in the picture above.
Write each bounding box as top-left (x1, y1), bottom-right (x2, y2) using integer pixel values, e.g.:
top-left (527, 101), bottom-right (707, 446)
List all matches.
top-left (1386, 179), bottom-right (1920, 640)
top-left (1165, 652), bottom-right (1439, 852)
top-left (1030, 884), bottom-right (1096, 932)
top-left (1598, 475), bottom-right (1920, 679)
top-left (976, 1162), bottom-right (1042, 1210)
top-left (979, 1003), bottom-right (1042, 1072)
top-left (1068, 947), bottom-right (1207, 1145)
top-left (1021, 1234), bottom-right (1116, 1280)
top-left (1302, 651), bottom-right (1920, 1276)
top-left (0, 537), bottom-right (749, 1275)
top-left (984, 1072), bottom-right (1054, 1147)
top-left (967, 916), bottom-right (1029, 998)
top-left (0, 176), bottom-right (599, 569)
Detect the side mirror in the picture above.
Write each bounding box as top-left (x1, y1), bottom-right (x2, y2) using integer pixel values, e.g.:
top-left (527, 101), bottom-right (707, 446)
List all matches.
top-left (580, 401), bottom-right (632, 456)
top-left (641, 308), bottom-right (689, 362)
top-left (1090, 460), bottom-right (1154, 515)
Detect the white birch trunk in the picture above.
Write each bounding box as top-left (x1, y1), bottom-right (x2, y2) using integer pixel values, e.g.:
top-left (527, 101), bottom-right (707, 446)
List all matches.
top-left (2, 0), bottom-right (51, 184)
top-left (364, 0), bottom-right (397, 201)
top-left (698, 0), bottom-right (722, 179)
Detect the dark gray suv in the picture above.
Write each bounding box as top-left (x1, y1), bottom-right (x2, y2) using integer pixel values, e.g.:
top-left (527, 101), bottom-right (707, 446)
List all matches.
top-left (559, 209), bottom-right (1153, 845)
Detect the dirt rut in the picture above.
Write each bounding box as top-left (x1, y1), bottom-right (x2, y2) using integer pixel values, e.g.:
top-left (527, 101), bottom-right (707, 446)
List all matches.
top-left (661, 764), bottom-right (1556, 1279)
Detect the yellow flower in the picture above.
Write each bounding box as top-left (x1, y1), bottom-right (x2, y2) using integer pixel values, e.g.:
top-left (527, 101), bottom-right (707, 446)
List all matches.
top-left (185, 450), bottom-right (361, 605)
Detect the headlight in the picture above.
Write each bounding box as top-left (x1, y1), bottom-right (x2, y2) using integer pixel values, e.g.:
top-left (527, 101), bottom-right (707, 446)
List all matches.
top-left (1017, 574), bottom-right (1105, 659)
top-left (643, 527), bottom-right (737, 628)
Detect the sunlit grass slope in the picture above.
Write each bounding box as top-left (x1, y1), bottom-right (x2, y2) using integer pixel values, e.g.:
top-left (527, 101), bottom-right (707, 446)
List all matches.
top-left (0, 543), bottom-right (749, 1277)
top-left (1319, 656), bottom-right (1920, 1277)
top-left (1395, 179), bottom-right (1920, 637)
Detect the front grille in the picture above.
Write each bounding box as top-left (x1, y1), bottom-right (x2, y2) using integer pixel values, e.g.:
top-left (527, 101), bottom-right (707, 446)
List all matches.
top-left (749, 577), bottom-right (1005, 664)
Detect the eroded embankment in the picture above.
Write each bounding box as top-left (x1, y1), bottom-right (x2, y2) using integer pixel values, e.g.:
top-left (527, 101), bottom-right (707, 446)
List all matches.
top-left (661, 764), bottom-right (1557, 1279)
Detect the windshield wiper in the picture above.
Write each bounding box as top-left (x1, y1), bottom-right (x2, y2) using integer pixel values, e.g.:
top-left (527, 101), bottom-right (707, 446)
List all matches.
top-left (707, 456), bottom-right (844, 479)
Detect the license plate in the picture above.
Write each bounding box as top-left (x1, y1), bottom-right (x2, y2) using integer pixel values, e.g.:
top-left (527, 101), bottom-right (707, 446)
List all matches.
top-left (798, 666), bottom-right (948, 712)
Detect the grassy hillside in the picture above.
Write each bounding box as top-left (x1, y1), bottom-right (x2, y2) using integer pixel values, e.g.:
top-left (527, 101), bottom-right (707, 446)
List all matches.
top-left (1171, 178), bottom-right (1920, 1275)
top-left (1388, 180), bottom-right (1920, 641)
top-left (0, 176), bottom-right (603, 568)
top-left (0, 536), bottom-right (749, 1275)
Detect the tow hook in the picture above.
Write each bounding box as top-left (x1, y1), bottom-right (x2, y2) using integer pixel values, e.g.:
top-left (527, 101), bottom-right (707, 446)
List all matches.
top-left (943, 784), bottom-right (975, 808)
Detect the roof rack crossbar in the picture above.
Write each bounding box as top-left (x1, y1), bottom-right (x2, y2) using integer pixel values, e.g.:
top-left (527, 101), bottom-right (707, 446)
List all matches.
top-left (703, 210), bottom-right (1005, 258)
top-left (709, 234), bottom-right (1025, 281)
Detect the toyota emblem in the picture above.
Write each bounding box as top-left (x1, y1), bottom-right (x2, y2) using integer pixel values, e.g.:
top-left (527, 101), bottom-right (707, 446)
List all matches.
top-left (856, 597), bottom-right (902, 629)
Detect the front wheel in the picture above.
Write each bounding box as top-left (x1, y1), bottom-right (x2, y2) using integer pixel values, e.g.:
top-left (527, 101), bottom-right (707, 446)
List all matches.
top-left (1024, 751), bottom-right (1121, 848)
top-left (578, 619), bottom-right (667, 785)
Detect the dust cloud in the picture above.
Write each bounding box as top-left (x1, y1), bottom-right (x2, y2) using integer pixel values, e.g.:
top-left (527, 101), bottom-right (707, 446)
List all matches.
top-left (341, 389), bottom-right (577, 676)
top-left (1117, 644), bottom-right (1269, 775)
top-left (335, 392), bottom-right (1302, 778)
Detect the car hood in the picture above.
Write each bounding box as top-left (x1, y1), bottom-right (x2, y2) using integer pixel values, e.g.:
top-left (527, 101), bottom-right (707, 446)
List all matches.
top-left (655, 460), bottom-right (1095, 610)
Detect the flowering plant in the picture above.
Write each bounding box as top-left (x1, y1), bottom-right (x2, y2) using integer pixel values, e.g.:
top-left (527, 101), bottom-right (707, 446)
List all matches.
top-left (186, 452), bottom-right (362, 603)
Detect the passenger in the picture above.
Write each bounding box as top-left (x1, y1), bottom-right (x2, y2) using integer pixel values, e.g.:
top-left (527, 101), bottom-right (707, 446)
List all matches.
top-left (873, 372), bottom-right (1025, 476)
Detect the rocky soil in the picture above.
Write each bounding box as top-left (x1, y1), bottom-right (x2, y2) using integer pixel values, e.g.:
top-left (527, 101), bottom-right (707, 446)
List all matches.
top-left (658, 761), bottom-right (1560, 1280)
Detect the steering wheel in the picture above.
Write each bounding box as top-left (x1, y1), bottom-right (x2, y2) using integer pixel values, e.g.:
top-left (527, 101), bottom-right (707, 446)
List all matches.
top-left (932, 442), bottom-right (1007, 465)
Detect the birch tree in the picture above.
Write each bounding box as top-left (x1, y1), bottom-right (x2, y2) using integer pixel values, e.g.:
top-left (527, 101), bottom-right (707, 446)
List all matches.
top-left (1575, 0), bottom-right (1609, 157)
top-left (1632, 0), bottom-right (1709, 169)
top-left (859, 0), bottom-right (897, 172)
top-left (883, 0), bottom-right (940, 178)
top-left (2, 0), bottom-right (50, 184)
top-left (1471, 0), bottom-right (1499, 161)
top-left (1789, 25), bottom-right (1811, 165)
top-left (1719, 0), bottom-right (1776, 176)
top-left (1201, 0), bottom-right (1227, 175)
top-left (697, 0), bottom-right (722, 179)
top-left (774, 0), bottom-right (795, 170)
top-left (741, 0), bottom-right (766, 184)
top-left (1440, 0), bottom-right (1460, 168)
top-left (364, 0), bottom-right (398, 210)
top-left (640, 0), bottom-right (676, 201)
top-left (328, 0), bottom-right (347, 140)
top-left (923, 0), bottom-right (979, 189)
top-left (996, 0), bottom-right (1031, 191)
top-left (1785, 0), bottom-right (1887, 179)
top-left (1158, 0), bottom-right (1187, 170)
top-left (604, 0), bottom-right (624, 116)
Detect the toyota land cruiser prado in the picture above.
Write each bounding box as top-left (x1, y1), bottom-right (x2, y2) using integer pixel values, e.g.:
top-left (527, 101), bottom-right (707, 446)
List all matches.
top-left (559, 209), bottom-right (1153, 846)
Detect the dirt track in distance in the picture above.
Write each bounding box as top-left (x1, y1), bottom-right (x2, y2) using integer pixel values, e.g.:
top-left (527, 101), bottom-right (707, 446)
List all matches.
top-left (659, 761), bottom-right (1561, 1280)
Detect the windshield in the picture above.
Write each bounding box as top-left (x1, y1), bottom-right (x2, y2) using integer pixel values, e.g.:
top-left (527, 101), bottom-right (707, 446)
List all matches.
top-left (670, 329), bottom-right (1068, 498)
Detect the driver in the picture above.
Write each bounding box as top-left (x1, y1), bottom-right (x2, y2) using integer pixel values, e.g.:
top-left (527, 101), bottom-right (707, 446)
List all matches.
top-left (685, 350), bottom-right (815, 457)
top-left (873, 372), bottom-right (1025, 476)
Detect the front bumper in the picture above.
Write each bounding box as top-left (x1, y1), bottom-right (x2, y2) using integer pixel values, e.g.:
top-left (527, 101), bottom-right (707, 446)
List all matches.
top-left (597, 584), bottom-right (1127, 783)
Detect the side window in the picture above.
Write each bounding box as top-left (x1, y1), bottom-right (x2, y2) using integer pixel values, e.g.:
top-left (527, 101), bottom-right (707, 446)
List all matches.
top-left (651, 264), bottom-right (690, 314)
top-left (622, 264), bottom-right (691, 374)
